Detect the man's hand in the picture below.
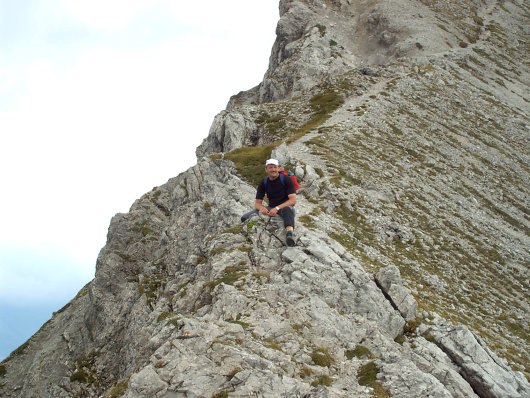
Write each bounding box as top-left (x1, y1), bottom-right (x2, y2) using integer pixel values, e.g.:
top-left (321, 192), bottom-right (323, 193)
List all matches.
top-left (259, 206), bottom-right (269, 215)
top-left (268, 207), bottom-right (279, 217)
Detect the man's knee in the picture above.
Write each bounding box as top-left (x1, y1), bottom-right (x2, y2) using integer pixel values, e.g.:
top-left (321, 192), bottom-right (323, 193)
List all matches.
top-left (280, 206), bottom-right (296, 228)
top-left (282, 206), bottom-right (295, 215)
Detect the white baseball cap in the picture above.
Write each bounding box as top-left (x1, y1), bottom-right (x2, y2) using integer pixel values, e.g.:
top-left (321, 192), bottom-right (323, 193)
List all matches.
top-left (265, 158), bottom-right (279, 166)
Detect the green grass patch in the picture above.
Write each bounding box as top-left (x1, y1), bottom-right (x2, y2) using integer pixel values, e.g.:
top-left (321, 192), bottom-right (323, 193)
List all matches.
top-left (256, 111), bottom-right (288, 135)
top-left (204, 265), bottom-right (248, 289)
top-left (315, 167), bottom-right (325, 178)
top-left (211, 390), bottom-right (233, 398)
top-left (210, 247), bottom-right (230, 256)
top-left (157, 311), bottom-right (173, 322)
top-left (225, 143), bottom-right (278, 187)
top-left (299, 366), bottom-right (314, 379)
top-left (132, 221), bottom-right (156, 237)
top-left (345, 345), bottom-right (372, 359)
top-left (404, 318), bottom-right (422, 335)
top-left (252, 271), bottom-right (271, 282)
top-left (106, 380), bottom-right (129, 398)
top-left (358, 361), bottom-right (390, 397)
top-left (228, 320), bottom-right (250, 329)
top-left (226, 86), bottom-right (344, 186)
top-left (311, 375), bottom-right (334, 387)
top-left (292, 322), bottom-right (311, 334)
top-left (299, 214), bottom-right (317, 230)
top-left (286, 89), bottom-right (344, 144)
top-left (70, 353), bottom-right (98, 384)
top-left (311, 347), bottom-right (335, 367)
top-left (264, 338), bottom-right (282, 351)
top-left (247, 219), bottom-right (260, 231)
top-left (138, 273), bottom-right (167, 306)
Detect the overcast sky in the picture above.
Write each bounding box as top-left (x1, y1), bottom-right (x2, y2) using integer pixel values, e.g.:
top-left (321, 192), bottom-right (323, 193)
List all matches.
top-left (0, 0), bottom-right (279, 360)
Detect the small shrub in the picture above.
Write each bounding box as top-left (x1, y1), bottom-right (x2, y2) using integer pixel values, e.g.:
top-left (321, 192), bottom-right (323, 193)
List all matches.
top-left (0, 363), bottom-right (6, 376)
top-left (330, 39), bottom-right (338, 46)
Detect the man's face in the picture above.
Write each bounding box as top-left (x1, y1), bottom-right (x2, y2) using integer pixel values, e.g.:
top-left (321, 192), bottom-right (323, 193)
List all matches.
top-left (265, 164), bottom-right (280, 179)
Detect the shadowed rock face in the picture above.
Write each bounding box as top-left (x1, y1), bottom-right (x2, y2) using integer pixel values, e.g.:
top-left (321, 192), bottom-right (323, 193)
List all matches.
top-left (2, 1), bottom-right (529, 397)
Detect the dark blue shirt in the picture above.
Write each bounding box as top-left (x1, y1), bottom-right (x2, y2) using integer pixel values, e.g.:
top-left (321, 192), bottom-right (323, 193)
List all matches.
top-left (256, 175), bottom-right (296, 207)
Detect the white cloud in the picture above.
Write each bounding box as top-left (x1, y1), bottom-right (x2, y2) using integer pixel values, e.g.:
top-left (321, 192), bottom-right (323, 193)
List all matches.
top-left (59, 0), bottom-right (154, 31)
top-left (167, 0), bottom-right (275, 31)
top-left (0, 1), bottom-right (278, 346)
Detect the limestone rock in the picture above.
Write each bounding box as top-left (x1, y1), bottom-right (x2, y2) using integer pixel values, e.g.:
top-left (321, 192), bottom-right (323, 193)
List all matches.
top-left (375, 265), bottom-right (417, 321)
top-left (410, 337), bottom-right (480, 398)
top-left (430, 324), bottom-right (530, 398)
top-left (196, 109), bottom-right (257, 158)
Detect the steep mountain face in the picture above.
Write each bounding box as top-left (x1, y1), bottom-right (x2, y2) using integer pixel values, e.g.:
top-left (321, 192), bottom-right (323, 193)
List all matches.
top-left (1, 1), bottom-right (528, 397)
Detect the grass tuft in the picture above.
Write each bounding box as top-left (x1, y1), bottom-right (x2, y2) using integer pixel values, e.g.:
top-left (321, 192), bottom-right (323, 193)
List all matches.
top-left (311, 347), bottom-right (335, 367)
top-left (358, 361), bottom-right (390, 397)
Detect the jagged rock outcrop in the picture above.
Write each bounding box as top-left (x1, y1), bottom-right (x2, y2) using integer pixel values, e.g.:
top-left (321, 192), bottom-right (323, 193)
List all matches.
top-left (427, 323), bottom-right (530, 398)
top-left (375, 265), bottom-right (417, 321)
top-left (2, 0), bottom-right (529, 397)
top-left (195, 109), bottom-right (258, 158)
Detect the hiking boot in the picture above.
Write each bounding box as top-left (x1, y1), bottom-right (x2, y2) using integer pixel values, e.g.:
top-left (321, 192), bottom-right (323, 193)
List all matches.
top-left (286, 231), bottom-right (295, 247)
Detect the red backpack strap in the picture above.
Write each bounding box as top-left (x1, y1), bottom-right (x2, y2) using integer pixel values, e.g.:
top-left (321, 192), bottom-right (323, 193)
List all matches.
top-left (280, 169), bottom-right (299, 190)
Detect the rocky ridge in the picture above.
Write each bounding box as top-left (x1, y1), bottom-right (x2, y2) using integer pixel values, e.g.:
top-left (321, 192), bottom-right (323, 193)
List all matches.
top-left (1, 0), bottom-right (529, 397)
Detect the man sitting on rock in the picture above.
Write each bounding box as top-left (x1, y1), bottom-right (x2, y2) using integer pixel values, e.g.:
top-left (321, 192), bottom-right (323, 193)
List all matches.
top-left (241, 158), bottom-right (297, 246)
